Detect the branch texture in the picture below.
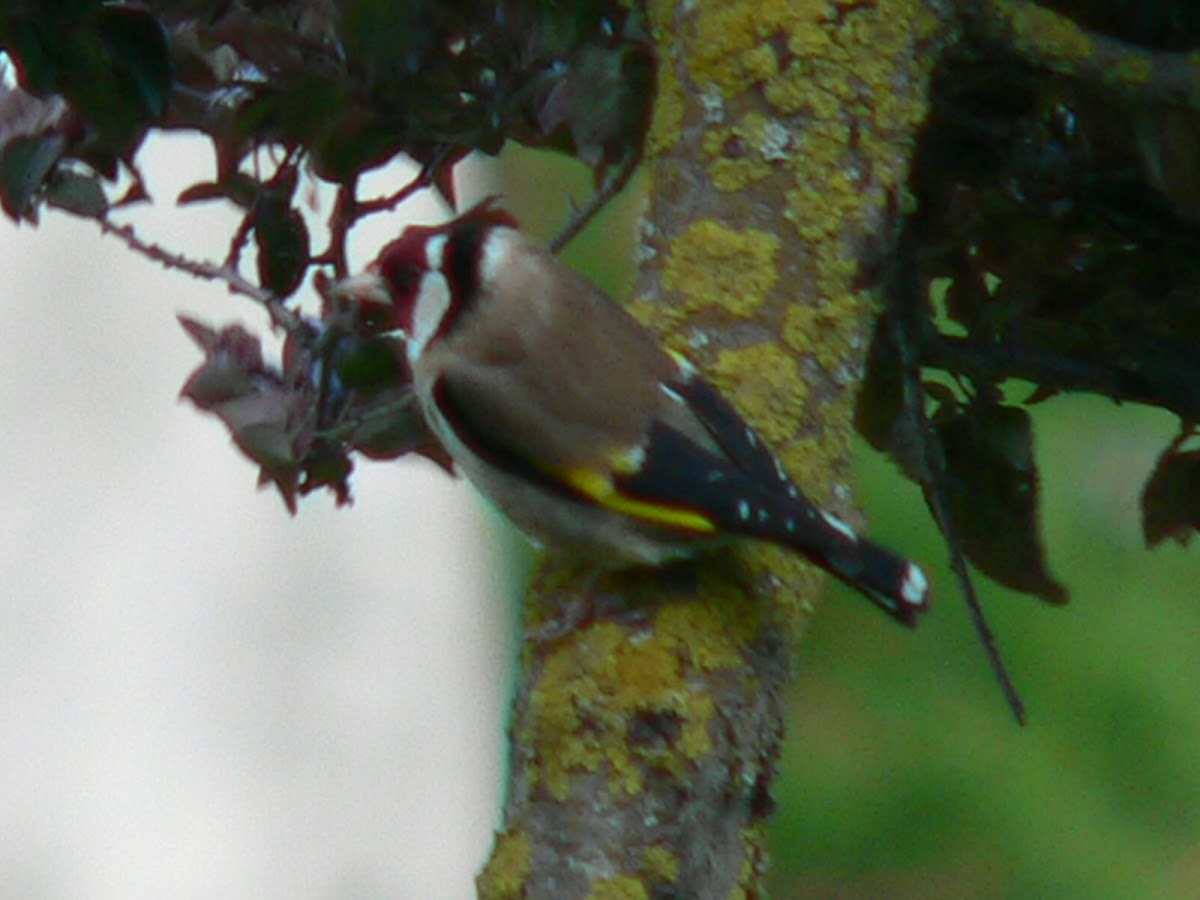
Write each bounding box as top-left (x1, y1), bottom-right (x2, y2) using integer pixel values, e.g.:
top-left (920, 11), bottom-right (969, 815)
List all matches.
top-left (478, 2), bottom-right (952, 896)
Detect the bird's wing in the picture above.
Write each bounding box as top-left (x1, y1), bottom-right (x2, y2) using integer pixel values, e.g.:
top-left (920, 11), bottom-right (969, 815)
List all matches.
top-left (657, 363), bottom-right (800, 494)
top-left (429, 362), bottom-right (746, 536)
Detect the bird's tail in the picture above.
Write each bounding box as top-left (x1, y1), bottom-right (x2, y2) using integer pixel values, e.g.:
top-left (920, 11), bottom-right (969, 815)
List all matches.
top-left (818, 528), bottom-right (930, 626)
top-left (733, 493), bottom-right (930, 626)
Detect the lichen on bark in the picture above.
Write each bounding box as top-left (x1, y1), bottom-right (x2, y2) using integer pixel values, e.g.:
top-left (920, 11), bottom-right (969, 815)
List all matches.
top-left (477, 2), bottom-right (951, 896)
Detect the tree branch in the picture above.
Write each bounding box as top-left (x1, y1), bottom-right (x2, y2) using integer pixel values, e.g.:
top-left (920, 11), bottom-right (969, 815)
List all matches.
top-left (99, 217), bottom-right (302, 334)
top-left (923, 332), bottom-right (1200, 423)
top-left (477, 2), bottom-right (954, 896)
top-left (960, 0), bottom-right (1200, 112)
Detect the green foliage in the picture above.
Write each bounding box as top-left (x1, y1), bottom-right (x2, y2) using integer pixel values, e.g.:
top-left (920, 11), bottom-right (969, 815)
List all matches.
top-left (772, 399), bottom-right (1200, 898)
top-left (0, 0), bottom-right (651, 215)
top-left (857, 22), bottom-right (1200, 621)
top-left (4, 2), bottom-right (170, 155)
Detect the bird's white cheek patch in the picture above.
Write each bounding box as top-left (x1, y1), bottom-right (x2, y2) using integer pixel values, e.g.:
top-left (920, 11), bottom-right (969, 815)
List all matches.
top-left (409, 272), bottom-right (451, 360)
top-left (478, 227), bottom-right (517, 286)
top-left (425, 233), bottom-right (448, 271)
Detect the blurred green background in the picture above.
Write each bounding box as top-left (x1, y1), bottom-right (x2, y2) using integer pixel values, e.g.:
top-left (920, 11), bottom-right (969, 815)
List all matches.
top-left (503, 148), bottom-right (1200, 900)
top-left (775, 398), bottom-right (1199, 899)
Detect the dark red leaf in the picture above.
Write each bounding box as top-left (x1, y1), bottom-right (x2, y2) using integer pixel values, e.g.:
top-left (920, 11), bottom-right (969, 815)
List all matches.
top-left (253, 197), bottom-right (310, 297)
top-left (935, 400), bottom-right (1068, 605)
top-left (0, 133), bottom-right (65, 220)
top-left (45, 168), bottom-right (108, 218)
top-left (1142, 439), bottom-right (1200, 547)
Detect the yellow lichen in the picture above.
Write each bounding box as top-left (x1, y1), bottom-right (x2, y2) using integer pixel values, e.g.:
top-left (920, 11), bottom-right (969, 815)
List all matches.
top-left (654, 597), bottom-right (749, 672)
top-left (678, 692), bottom-right (717, 760)
top-left (762, 62), bottom-right (812, 115)
top-left (733, 823), bottom-right (770, 897)
top-left (477, 831), bottom-right (532, 900)
top-left (704, 130), bottom-right (769, 193)
top-left (740, 43), bottom-right (778, 83)
top-left (703, 111), bottom-right (791, 191)
top-left (689, 6), bottom-right (771, 93)
top-left (784, 182), bottom-right (840, 243)
top-left (662, 220), bottom-right (779, 318)
top-left (588, 876), bottom-right (649, 900)
top-left (782, 428), bottom-right (853, 503)
top-left (787, 17), bottom-right (836, 59)
top-left (781, 290), bottom-right (867, 376)
top-left (710, 155), bottom-right (765, 192)
top-left (1009, 0), bottom-right (1093, 65)
top-left (1112, 55), bottom-right (1153, 85)
top-left (525, 606), bottom-right (743, 799)
top-left (528, 624), bottom-right (626, 800)
top-left (613, 638), bottom-right (681, 698)
top-left (647, 58), bottom-right (684, 157)
top-left (624, 294), bottom-right (687, 338)
top-left (684, 0), bottom-right (846, 96)
top-left (644, 0), bottom-right (683, 156)
top-left (643, 845), bottom-right (681, 884)
top-left (711, 345), bottom-right (806, 446)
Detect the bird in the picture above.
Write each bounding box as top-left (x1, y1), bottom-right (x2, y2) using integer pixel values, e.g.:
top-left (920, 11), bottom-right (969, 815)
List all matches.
top-left (332, 201), bottom-right (929, 626)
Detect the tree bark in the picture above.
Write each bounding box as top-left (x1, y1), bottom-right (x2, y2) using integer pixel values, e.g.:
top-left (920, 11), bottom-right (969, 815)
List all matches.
top-left (478, 3), bottom-right (952, 897)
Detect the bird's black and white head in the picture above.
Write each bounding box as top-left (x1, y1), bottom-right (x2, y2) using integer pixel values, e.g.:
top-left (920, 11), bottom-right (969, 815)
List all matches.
top-left (339, 201), bottom-right (520, 359)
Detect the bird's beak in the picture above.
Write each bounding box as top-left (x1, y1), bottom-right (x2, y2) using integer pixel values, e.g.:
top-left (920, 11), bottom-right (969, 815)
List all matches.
top-left (328, 270), bottom-right (392, 307)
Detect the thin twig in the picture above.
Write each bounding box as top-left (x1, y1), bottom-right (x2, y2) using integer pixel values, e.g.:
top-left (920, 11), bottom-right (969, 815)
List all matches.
top-left (314, 159), bottom-right (447, 273)
top-left (228, 144), bottom-right (304, 270)
top-left (224, 205), bottom-right (257, 270)
top-left (923, 333), bottom-right (1200, 424)
top-left (356, 164), bottom-right (436, 217)
top-left (315, 393), bottom-right (419, 442)
top-left (312, 177), bottom-right (359, 275)
top-left (548, 153), bottom-right (640, 255)
top-left (892, 228), bottom-right (1027, 725)
top-left (98, 216), bottom-right (303, 334)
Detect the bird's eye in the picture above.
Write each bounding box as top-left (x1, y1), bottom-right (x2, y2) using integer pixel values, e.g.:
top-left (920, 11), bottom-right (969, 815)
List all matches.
top-left (391, 264), bottom-right (421, 293)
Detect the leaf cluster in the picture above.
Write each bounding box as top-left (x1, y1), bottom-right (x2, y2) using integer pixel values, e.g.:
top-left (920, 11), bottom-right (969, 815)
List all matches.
top-left (859, 5), bottom-right (1200, 623)
top-left (0, 0), bottom-right (652, 505)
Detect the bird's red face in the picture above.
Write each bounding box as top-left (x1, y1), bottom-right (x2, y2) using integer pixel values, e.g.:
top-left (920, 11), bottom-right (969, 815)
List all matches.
top-left (370, 223), bottom-right (447, 336)
top-left (336, 200), bottom-right (519, 342)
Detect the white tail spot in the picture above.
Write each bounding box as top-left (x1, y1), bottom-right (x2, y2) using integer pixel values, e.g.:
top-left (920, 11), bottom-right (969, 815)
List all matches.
top-left (820, 510), bottom-right (858, 543)
top-left (901, 564), bottom-right (929, 607)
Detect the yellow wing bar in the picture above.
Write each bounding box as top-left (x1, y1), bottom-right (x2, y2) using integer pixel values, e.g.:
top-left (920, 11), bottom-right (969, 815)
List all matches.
top-left (560, 464), bottom-right (717, 535)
